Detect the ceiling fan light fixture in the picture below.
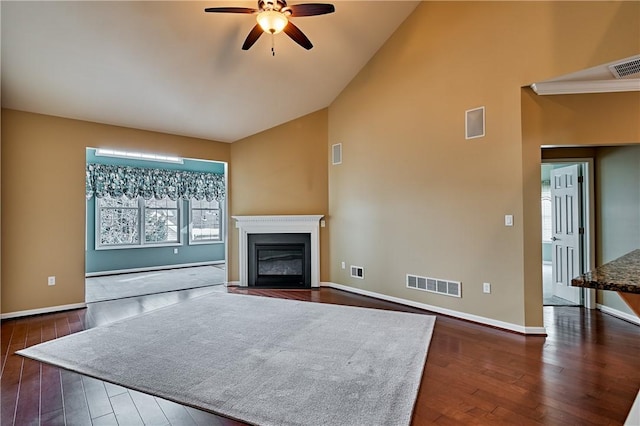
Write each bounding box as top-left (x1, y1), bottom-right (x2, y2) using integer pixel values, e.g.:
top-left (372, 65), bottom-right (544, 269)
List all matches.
top-left (257, 10), bottom-right (288, 34)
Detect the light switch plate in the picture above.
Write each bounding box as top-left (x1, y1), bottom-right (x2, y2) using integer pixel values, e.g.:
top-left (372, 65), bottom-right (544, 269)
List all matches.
top-left (505, 215), bottom-right (513, 226)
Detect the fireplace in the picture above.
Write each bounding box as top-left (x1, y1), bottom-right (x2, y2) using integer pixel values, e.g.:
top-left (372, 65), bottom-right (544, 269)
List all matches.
top-left (232, 215), bottom-right (323, 288)
top-left (248, 233), bottom-right (311, 287)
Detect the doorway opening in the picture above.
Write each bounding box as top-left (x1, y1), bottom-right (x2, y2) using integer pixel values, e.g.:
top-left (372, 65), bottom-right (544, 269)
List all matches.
top-left (541, 160), bottom-right (594, 307)
top-left (84, 147), bottom-right (228, 302)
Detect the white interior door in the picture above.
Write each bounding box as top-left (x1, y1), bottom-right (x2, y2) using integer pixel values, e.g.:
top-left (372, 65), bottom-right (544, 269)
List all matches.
top-left (550, 165), bottom-right (582, 304)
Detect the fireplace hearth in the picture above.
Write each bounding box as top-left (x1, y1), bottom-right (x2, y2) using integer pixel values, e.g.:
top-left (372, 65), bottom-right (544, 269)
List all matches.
top-left (248, 233), bottom-right (311, 288)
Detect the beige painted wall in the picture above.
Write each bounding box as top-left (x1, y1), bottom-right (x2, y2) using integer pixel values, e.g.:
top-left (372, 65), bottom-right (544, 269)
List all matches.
top-left (1, 109), bottom-right (230, 314)
top-left (228, 109), bottom-right (329, 282)
top-left (328, 1), bottom-right (640, 327)
top-left (596, 145), bottom-right (640, 316)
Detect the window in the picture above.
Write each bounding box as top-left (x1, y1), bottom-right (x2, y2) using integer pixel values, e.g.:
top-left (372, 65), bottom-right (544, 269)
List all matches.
top-left (144, 198), bottom-right (180, 244)
top-left (98, 196), bottom-right (140, 246)
top-left (96, 196), bottom-right (180, 249)
top-left (189, 199), bottom-right (222, 244)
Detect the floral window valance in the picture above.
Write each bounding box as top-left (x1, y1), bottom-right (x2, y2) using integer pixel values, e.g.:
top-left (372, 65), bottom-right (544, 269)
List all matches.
top-left (86, 163), bottom-right (225, 202)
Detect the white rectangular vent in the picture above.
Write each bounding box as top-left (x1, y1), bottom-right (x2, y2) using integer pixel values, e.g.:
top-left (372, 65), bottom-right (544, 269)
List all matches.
top-left (465, 106), bottom-right (485, 139)
top-left (332, 143), bottom-right (342, 165)
top-left (350, 265), bottom-right (364, 279)
top-left (406, 274), bottom-right (461, 298)
top-left (609, 58), bottom-right (640, 79)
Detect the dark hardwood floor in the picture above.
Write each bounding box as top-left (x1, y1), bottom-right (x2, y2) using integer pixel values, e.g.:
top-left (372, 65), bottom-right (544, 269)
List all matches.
top-left (2, 286), bottom-right (639, 425)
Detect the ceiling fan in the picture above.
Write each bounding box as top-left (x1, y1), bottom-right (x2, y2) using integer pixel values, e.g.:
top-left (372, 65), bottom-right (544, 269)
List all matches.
top-left (205, 0), bottom-right (335, 53)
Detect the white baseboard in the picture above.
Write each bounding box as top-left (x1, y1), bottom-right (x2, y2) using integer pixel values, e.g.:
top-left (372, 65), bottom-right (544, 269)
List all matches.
top-left (321, 282), bottom-right (547, 335)
top-left (85, 261), bottom-right (224, 277)
top-left (1, 303), bottom-right (87, 320)
top-left (226, 281), bottom-right (240, 287)
top-left (597, 304), bottom-right (640, 326)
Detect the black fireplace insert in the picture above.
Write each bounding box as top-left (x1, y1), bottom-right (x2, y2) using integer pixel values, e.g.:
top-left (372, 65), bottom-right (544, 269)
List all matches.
top-left (248, 233), bottom-right (311, 288)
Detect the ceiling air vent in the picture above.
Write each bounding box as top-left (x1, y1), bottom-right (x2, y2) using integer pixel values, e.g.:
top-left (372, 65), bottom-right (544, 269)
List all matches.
top-left (609, 58), bottom-right (640, 79)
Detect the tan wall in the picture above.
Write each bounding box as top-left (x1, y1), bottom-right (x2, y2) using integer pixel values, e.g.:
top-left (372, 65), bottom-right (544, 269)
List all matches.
top-left (328, 1), bottom-right (640, 327)
top-left (228, 109), bottom-right (329, 282)
top-left (1, 109), bottom-right (230, 314)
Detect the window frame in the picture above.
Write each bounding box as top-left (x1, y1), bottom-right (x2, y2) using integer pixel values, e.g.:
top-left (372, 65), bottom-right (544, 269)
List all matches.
top-left (188, 199), bottom-right (223, 245)
top-left (95, 196), bottom-right (182, 250)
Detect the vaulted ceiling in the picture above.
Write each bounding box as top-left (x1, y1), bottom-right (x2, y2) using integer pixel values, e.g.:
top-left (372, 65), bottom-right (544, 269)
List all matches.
top-left (1, 1), bottom-right (420, 142)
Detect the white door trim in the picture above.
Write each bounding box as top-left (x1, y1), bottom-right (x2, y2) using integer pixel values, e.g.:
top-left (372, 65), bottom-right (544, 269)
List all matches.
top-left (543, 158), bottom-right (596, 308)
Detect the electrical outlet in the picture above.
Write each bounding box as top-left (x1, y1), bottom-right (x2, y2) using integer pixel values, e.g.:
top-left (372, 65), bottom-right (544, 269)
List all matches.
top-left (483, 282), bottom-right (491, 294)
top-left (173, 248), bottom-right (179, 254)
top-left (341, 261), bottom-right (346, 269)
top-left (320, 220), bottom-right (326, 228)
top-left (48, 276), bottom-right (56, 286)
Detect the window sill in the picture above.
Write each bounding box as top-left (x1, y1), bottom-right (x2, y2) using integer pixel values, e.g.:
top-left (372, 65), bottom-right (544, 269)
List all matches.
top-left (95, 242), bottom-right (182, 251)
top-left (188, 240), bottom-right (224, 246)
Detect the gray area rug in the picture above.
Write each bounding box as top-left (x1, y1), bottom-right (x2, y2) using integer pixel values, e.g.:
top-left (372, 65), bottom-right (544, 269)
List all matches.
top-left (18, 292), bottom-right (435, 426)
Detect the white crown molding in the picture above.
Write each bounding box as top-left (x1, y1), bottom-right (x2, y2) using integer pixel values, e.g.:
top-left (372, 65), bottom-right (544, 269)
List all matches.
top-left (531, 79), bottom-right (640, 95)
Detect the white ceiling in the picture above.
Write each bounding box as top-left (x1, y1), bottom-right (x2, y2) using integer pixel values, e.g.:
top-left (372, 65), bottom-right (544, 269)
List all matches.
top-left (1, 1), bottom-right (420, 142)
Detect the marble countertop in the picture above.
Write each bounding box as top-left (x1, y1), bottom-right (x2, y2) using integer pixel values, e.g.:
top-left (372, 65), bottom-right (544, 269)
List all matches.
top-left (571, 249), bottom-right (640, 294)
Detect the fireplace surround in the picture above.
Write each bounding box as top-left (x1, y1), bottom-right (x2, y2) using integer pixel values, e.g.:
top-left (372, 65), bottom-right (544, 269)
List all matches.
top-left (233, 215), bottom-right (323, 287)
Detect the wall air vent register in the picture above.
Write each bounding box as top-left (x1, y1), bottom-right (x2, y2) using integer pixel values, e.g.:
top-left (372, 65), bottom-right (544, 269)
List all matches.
top-left (407, 274), bottom-right (461, 298)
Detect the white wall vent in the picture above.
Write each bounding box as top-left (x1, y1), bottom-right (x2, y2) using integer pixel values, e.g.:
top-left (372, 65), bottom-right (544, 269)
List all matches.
top-left (609, 58), bottom-right (640, 79)
top-left (350, 265), bottom-right (364, 279)
top-left (332, 143), bottom-right (342, 165)
top-left (406, 274), bottom-right (461, 298)
top-left (465, 106), bottom-right (485, 139)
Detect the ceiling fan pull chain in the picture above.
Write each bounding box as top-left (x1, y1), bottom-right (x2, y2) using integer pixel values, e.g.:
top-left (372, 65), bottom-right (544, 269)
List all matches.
top-left (271, 33), bottom-right (276, 56)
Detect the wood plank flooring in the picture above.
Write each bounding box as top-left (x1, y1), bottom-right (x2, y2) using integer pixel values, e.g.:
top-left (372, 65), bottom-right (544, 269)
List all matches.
top-left (2, 286), bottom-right (639, 425)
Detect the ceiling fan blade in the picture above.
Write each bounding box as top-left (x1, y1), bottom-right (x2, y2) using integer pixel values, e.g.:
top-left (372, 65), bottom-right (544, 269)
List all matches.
top-left (204, 7), bottom-right (257, 14)
top-left (283, 22), bottom-right (313, 49)
top-left (288, 3), bottom-right (335, 17)
top-left (242, 24), bottom-right (264, 50)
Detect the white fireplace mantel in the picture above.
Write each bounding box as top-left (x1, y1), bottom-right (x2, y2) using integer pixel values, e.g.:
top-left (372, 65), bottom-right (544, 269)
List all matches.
top-left (232, 215), bottom-right (324, 287)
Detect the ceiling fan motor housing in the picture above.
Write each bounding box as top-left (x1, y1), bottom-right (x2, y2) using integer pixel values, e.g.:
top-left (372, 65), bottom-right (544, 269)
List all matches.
top-left (259, 0), bottom-right (288, 12)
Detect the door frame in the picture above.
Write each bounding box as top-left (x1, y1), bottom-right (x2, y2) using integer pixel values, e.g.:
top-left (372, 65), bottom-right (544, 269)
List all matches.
top-left (542, 158), bottom-right (596, 308)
